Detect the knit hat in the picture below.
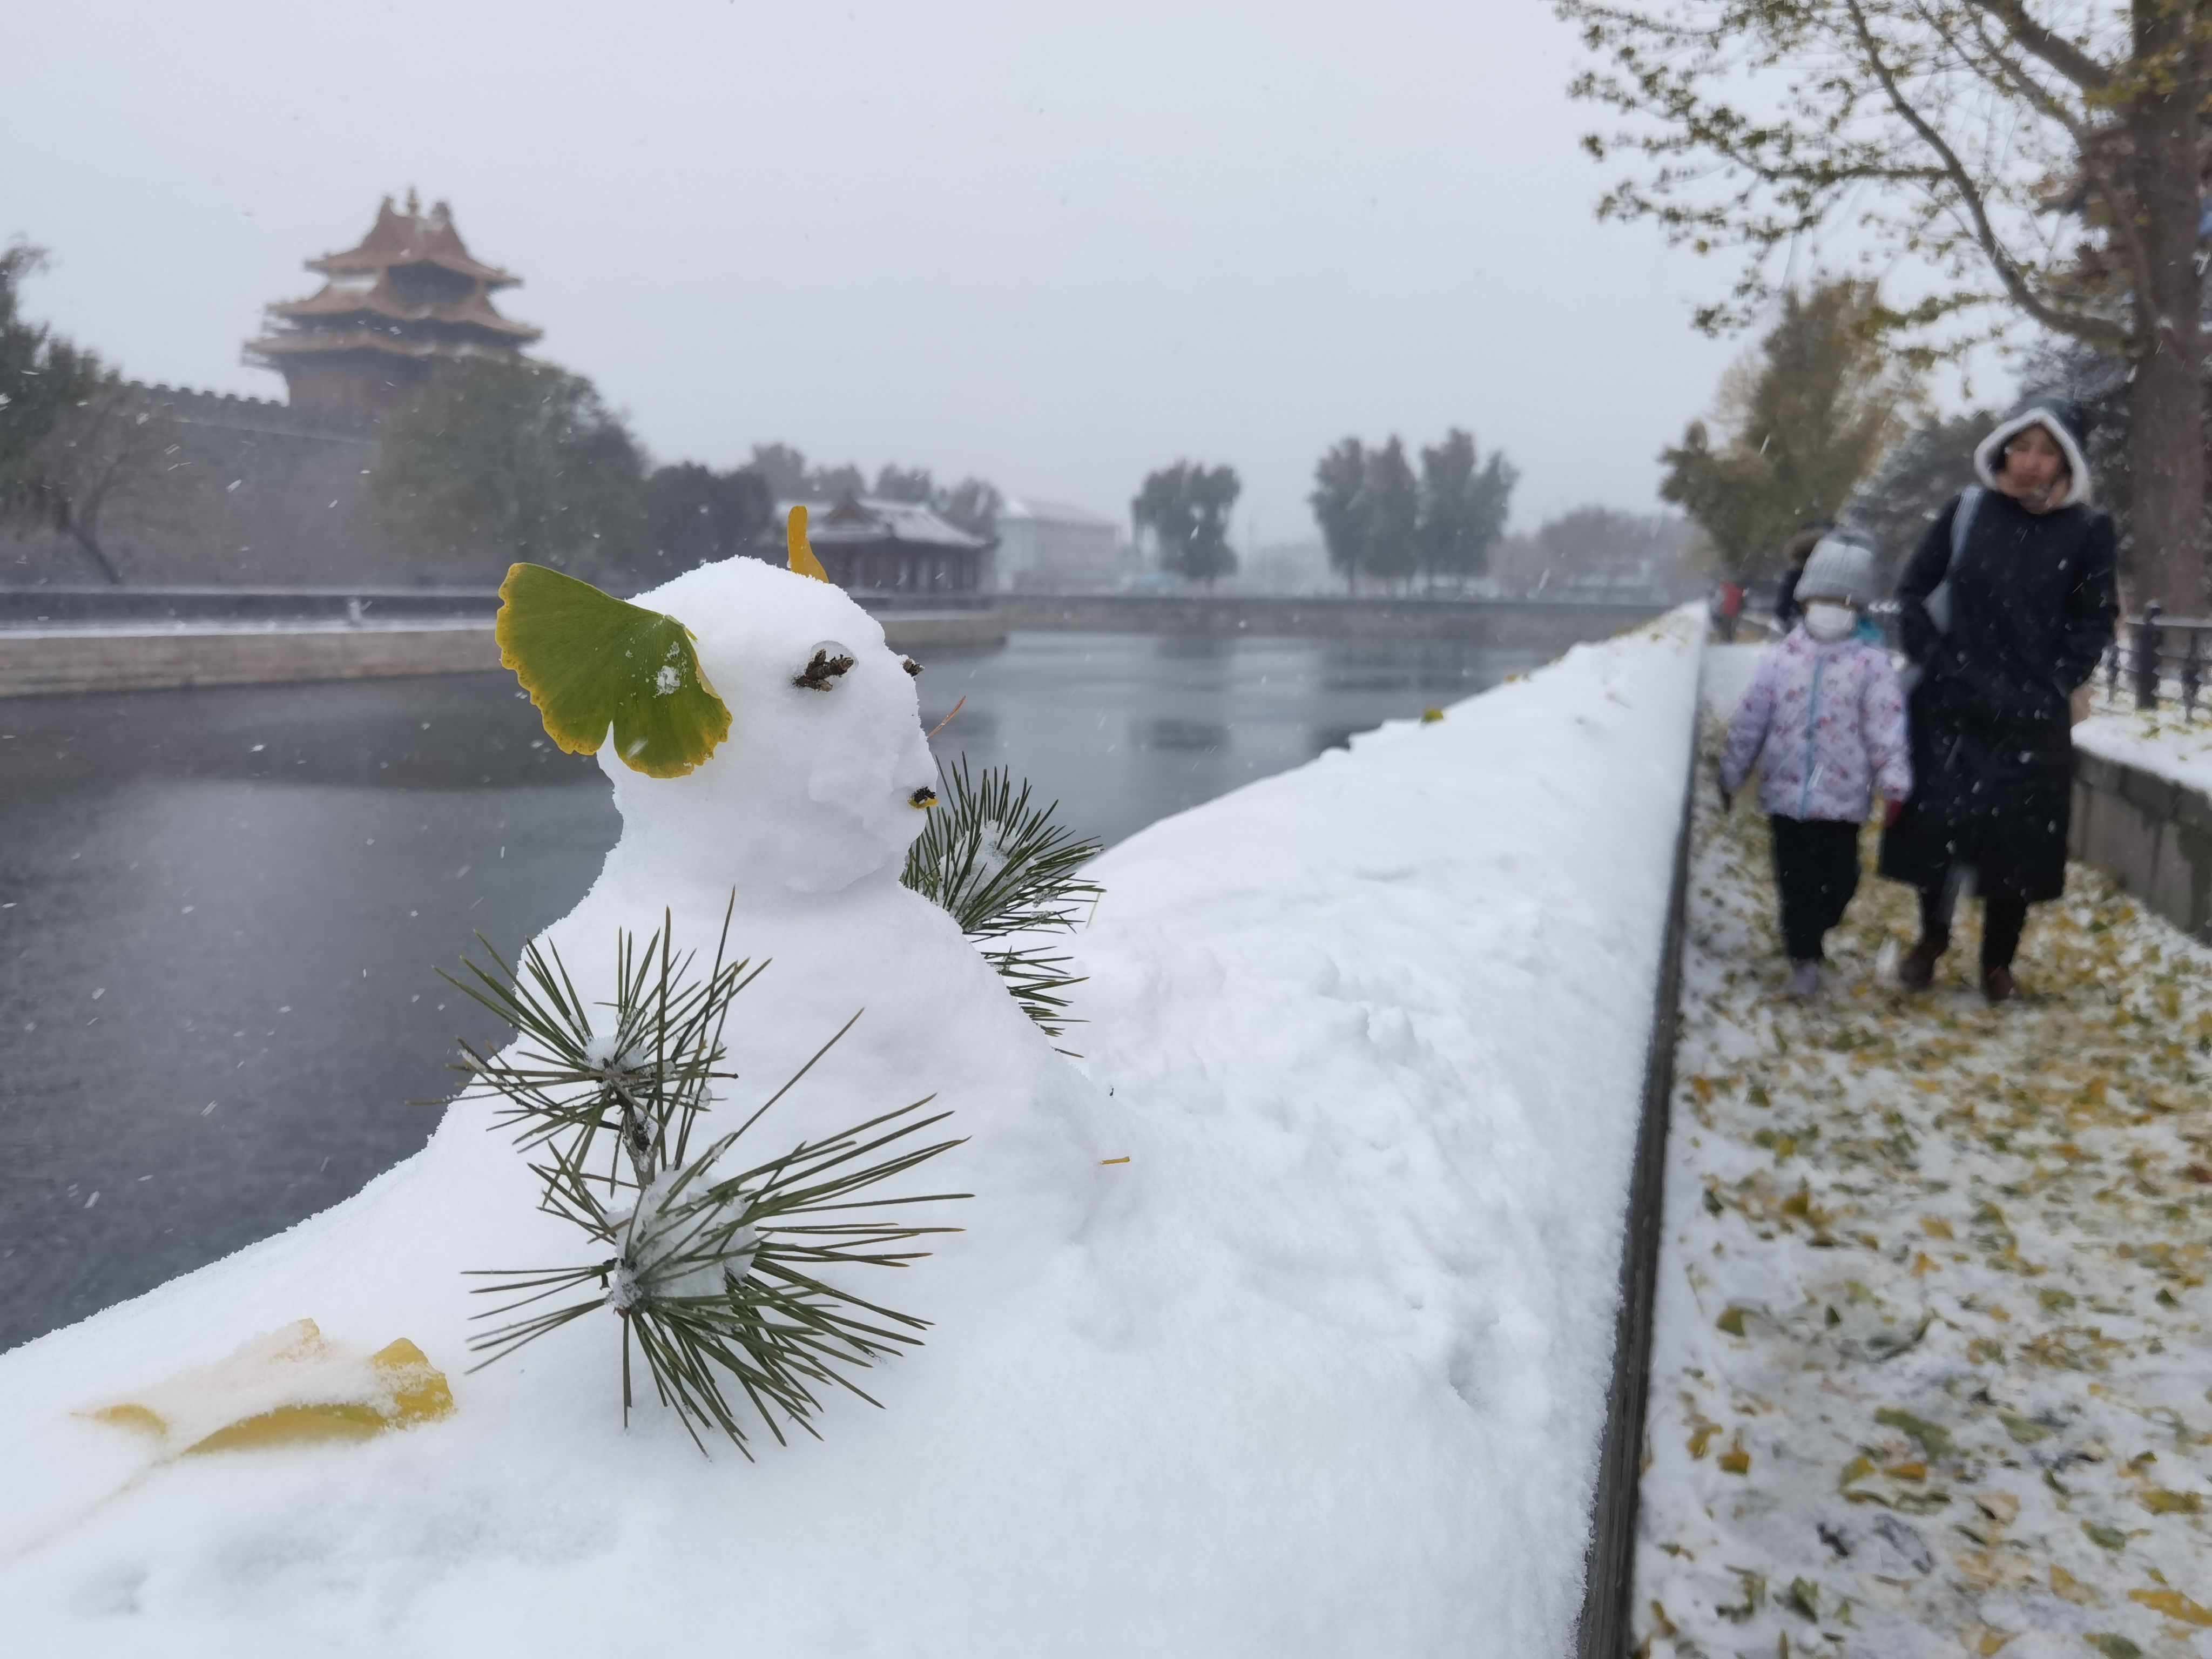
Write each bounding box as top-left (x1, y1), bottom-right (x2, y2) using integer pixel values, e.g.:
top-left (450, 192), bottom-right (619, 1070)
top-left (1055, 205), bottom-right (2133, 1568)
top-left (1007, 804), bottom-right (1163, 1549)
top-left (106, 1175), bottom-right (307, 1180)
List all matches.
top-left (1796, 535), bottom-right (1878, 609)
top-left (1973, 395), bottom-right (2093, 505)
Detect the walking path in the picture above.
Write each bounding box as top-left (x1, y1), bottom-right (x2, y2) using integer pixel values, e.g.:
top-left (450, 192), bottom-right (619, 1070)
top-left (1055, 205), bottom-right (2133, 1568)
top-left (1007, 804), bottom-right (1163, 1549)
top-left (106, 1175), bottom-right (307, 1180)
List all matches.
top-left (1633, 691), bottom-right (2212, 1659)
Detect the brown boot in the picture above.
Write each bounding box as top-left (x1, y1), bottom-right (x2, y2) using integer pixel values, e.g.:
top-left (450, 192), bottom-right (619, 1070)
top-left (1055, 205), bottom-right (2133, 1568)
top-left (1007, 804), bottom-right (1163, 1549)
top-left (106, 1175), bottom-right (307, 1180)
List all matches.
top-left (1982, 966), bottom-right (2019, 1004)
top-left (1898, 935), bottom-right (1947, 990)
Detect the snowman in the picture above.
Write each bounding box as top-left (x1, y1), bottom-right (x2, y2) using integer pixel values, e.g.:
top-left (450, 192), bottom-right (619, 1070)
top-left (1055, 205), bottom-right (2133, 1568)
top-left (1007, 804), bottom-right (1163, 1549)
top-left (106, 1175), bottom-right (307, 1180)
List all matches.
top-left (4, 521), bottom-right (1106, 1540)
top-left (477, 517), bottom-right (1109, 1438)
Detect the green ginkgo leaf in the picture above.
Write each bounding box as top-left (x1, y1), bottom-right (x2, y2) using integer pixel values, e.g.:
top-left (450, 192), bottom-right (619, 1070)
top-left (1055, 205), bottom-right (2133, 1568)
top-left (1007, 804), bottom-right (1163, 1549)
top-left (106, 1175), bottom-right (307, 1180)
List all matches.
top-left (495, 563), bottom-right (732, 778)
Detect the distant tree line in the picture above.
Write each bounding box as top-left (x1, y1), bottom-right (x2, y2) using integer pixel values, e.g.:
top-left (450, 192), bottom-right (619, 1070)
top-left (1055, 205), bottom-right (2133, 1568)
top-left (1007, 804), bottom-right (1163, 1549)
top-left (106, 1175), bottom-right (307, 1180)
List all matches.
top-left (739, 443), bottom-right (1003, 539)
top-left (373, 361), bottom-right (1005, 592)
top-left (1309, 429), bottom-right (1515, 595)
top-left (0, 242), bottom-right (160, 585)
top-left (1491, 506), bottom-right (1698, 601)
top-left (1131, 461), bottom-right (1241, 586)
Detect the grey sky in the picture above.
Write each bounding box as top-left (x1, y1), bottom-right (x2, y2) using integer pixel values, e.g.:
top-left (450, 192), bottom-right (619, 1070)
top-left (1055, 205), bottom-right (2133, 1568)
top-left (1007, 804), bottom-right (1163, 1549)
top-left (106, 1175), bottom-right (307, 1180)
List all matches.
top-left (6, 0), bottom-right (1746, 543)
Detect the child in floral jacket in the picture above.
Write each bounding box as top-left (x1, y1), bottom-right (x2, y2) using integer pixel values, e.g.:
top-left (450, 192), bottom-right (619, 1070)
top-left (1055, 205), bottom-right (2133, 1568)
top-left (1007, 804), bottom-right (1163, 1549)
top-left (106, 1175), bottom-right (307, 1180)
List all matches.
top-left (1720, 537), bottom-right (1912, 999)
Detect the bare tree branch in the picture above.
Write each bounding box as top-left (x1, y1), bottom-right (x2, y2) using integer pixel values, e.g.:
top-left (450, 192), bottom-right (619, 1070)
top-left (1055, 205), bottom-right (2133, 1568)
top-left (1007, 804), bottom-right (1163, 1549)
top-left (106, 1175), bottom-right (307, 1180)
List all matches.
top-left (1939, 2), bottom-right (2155, 302)
top-left (1963, 0), bottom-right (2114, 91)
top-left (1844, 0), bottom-right (2132, 352)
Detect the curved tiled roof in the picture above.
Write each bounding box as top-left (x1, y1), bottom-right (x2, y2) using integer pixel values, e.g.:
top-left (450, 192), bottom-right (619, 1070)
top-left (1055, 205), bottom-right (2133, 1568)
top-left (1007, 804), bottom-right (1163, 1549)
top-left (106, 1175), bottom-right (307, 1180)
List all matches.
top-left (308, 195), bottom-right (521, 287)
top-left (250, 194), bottom-right (541, 379)
top-left (269, 275), bottom-right (542, 341)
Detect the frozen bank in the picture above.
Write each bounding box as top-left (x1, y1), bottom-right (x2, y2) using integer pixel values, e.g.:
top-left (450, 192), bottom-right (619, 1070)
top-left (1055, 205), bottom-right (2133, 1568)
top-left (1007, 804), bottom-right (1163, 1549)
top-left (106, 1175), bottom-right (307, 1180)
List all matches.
top-left (0, 590), bottom-right (1703, 1657)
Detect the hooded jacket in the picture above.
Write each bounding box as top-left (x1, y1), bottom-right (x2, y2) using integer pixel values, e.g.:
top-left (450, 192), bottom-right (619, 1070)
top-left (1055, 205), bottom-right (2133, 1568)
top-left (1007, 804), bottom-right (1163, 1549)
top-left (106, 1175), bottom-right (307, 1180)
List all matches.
top-left (1721, 628), bottom-right (1912, 822)
top-left (1878, 481), bottom-right (2116, 900)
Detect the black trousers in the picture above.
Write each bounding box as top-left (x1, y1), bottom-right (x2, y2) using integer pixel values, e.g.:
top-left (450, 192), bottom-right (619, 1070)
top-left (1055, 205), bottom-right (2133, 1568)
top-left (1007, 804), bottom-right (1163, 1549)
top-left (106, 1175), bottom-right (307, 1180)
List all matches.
top-left (1770, 816), bottom-right (1863, 962)
top-left (1917, 879), bottom-right (2029, 969)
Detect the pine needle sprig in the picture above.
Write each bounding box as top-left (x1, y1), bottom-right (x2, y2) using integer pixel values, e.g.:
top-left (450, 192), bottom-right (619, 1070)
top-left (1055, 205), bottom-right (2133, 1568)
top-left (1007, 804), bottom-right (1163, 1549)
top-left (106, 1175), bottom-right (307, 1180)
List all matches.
top-left (446, 901), bottom-right (969, 1455)
top-left (441, 894), bottom-right (761, 1181)
top-left (901, 754), bottom-right (1103, 1038)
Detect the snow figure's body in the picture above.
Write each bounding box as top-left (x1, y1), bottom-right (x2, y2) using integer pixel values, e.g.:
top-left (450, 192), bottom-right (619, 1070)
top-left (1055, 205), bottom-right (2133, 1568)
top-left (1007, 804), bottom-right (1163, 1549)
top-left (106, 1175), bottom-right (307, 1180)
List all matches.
top-left (0, 556), bottom-right (1104, 1601)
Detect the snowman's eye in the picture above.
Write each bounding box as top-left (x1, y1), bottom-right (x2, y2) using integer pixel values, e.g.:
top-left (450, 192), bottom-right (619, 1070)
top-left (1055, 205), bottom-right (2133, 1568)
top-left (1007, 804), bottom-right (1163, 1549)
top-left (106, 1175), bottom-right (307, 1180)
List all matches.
top-left (793, 644), bottom-right (856, 691)
top-left (908, 786), bottom-right (938, 809)
top-left (901, 657), bottom-right (923, 677)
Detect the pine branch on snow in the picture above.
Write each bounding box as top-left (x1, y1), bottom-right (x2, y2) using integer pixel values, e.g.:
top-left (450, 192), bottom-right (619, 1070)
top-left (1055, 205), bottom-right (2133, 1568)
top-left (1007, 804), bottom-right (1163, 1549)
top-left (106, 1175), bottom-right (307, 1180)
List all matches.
top-left (442, 901), bottom-right (969, 1455)
top-left (900, 755), bottom-right (1102, 1039)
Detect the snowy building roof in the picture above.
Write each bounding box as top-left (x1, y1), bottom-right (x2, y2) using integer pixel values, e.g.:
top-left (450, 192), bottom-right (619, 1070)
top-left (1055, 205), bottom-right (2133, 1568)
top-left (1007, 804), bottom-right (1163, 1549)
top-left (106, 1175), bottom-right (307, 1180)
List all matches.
top-left (774, 496), bottom-right (993, 551)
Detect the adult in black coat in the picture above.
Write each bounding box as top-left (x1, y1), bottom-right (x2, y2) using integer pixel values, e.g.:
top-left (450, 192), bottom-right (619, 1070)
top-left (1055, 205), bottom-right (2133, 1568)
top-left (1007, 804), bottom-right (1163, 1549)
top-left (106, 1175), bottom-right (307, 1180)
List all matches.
top-left (1879, 396), bottom-right (2117, 1002)
top-left (1772, 523), bottom-right (1829, 630)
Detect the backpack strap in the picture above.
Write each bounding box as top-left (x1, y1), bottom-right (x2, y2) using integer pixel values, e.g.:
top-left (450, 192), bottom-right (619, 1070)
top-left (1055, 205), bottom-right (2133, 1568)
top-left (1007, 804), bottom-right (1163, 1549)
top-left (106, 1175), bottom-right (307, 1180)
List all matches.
top-left (1926, 485), bottom-right (1979, 638)
top-left (1950, 485), bottom-right (1982, 567)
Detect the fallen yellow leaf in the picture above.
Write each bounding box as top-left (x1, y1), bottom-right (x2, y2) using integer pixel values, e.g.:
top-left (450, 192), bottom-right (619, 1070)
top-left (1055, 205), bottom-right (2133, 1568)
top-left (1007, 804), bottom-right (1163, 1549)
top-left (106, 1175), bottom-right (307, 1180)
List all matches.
top-left (2141, 1489), bottom-right (2205, 1515)
top-left (2129, 1587), bottom-right (2212, 1626)
top-left (85, 1321), bottom-right (453, 1458)
top-left (2052, 1564), bottom-right (2102, 1607)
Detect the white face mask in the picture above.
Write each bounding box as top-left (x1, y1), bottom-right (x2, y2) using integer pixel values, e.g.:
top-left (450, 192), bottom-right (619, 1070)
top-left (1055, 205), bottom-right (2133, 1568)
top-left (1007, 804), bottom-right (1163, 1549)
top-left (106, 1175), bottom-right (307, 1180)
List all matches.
top-left (1803, 601), bottom-right (1857, 642)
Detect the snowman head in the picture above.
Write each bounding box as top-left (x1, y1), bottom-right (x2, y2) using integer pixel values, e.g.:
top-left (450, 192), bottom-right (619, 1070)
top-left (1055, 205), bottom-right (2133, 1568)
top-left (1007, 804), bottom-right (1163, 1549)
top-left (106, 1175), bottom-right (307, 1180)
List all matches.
top-left (496, 553), bottom-right (936, 898)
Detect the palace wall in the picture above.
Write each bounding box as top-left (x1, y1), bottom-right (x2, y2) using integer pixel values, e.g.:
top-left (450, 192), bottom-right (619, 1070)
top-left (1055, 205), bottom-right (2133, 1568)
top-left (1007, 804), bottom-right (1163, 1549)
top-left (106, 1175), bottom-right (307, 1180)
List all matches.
top-left (0, 383), bottom-right (489, 591)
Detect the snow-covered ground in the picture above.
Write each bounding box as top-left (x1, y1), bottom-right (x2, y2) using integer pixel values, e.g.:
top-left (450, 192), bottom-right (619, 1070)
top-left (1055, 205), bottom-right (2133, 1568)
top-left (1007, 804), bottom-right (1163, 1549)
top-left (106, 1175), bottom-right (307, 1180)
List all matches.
top-left (0, 570), bottom-right (1702, 1656)
top-left (1636, 659), bottom-right (2212, 1659)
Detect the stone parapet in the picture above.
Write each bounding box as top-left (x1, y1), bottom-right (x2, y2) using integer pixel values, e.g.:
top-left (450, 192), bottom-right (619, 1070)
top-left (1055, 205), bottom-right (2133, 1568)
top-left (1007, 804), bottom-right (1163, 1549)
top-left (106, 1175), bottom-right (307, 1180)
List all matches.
top-left (2072, 747), bottom-right (2212, 942)
top-left (0, 610), bottom-right (1006, 698)
top-left (0, 622), bottom-right (501, 697)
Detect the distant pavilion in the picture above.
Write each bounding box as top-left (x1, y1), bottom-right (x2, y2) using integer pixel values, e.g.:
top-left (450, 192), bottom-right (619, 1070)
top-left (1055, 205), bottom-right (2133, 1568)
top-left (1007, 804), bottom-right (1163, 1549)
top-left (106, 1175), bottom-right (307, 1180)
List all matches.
top-left (245, 192), bottom-right (541, 412)
top-left (778, 497), bottom-right (994, 594)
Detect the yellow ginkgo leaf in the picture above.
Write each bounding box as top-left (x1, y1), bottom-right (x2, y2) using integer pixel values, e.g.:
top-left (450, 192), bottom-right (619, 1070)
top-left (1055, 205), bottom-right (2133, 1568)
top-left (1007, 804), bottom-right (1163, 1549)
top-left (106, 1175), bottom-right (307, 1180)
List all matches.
top-left (495, 563), bottom-right (732, 779)
top-left (2129, 1587), bottom-right (2212, 1626)
top-left (788, 505), bottom-right (831, 583)
top-left (83, 1320), bottom-right (454, 1459)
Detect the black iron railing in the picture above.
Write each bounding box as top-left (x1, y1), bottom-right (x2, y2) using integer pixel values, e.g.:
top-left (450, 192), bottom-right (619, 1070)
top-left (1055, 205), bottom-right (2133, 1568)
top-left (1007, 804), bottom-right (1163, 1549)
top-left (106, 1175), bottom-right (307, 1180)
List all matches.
top-left (2101, 605), bottom-right (2212, 718)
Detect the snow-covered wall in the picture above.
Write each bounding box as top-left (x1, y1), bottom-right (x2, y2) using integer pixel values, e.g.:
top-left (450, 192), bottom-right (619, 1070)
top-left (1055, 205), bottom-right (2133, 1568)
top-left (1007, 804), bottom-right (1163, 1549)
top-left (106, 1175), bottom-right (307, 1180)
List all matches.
top-left (0, 600), bottom-right (1703, 1656)
top-left (1062, 606), bottom-right (1705, 1653)
top-left (2070, 741), bottom-right (2212, 946)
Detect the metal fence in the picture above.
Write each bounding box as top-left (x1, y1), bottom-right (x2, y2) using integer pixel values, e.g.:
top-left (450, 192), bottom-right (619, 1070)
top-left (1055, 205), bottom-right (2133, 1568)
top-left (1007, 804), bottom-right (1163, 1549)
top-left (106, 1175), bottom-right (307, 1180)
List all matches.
top-left (2101, 606), bottom-right (2212, 719)
top-left (1857, 602), bottom-right (2212, 721)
